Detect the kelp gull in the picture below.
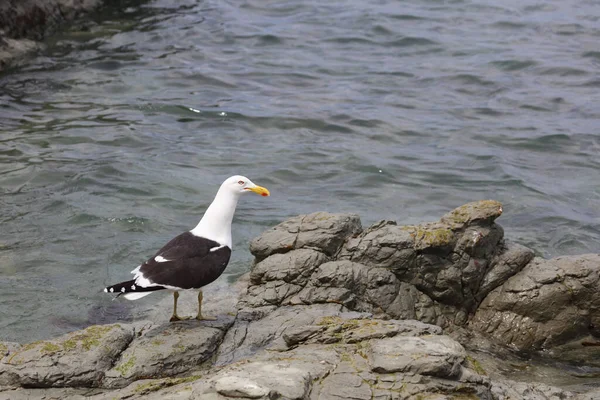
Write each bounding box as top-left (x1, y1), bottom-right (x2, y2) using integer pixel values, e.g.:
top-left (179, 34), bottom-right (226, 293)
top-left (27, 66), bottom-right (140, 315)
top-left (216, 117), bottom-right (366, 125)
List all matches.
top-left (103, 175), bottom-right (270, 321)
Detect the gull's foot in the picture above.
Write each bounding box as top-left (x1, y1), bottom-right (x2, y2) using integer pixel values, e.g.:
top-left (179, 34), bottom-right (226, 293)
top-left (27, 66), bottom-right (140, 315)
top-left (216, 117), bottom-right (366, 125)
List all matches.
top-left (169, 315), bottom-right (192, 322)
top-left (196, 314), bottom-right (217, 321)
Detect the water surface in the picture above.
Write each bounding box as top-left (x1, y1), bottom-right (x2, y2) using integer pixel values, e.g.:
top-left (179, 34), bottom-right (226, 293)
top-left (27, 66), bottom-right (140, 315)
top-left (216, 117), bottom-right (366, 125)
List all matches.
top-left (1, 0), bottom-right (599, 346)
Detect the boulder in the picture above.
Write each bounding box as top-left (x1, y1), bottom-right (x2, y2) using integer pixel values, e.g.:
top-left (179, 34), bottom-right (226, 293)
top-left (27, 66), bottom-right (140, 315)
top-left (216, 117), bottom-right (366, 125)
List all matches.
top-left (104, 317), bottom-right (233, 388)
top-left (490, 380), bottom-right (575, 400)
top-left (216, 303), bottom-right (348, 365)
top-left (471, 254), bottom-right (600, 350)
top-left (336, 200), bottom-right (529, 322)
top-left (367, 335), bottom-right (466, 378)
top-left (249, 212), bottom-right (361, 261)
top-left (0, 324), bottom-right (133, 388)
top-left (0, 0), bottom-right (103, 71)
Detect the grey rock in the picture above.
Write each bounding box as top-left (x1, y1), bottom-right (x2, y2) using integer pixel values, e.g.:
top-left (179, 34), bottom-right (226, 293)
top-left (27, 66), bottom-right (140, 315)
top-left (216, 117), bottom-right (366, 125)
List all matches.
top-left (249, 212), bottom-right (361, 261)
top-left (545, 336), bottom-right (600, 369)
top-left (294, 260), bottom-right (370, 309)
top-left (0, 387), bottom-right (96, 400)
top-left (477, 240), bottom-right (535, 301)
top-left (250, 249), bottom-right (329, 286)
top-left (339, 221), bottom-right (416, 271)
top-left (490, 379), bottom-right (575, 400)
top-left (401, 222), bottom-right (504, 311)
top-left (212, 362), bottom-right (310, 399)
top-left (368, 335), bottom-right (466, 378)
top-left (204, 344), bottom-right (338, 400)
top-left (440, 199), bottom-right (504, 230)
top-left (321, 317), bottom-right (442, 344)
top-left (574, 388), bottom-right (600, 400)
top-left (214, 375), bottom-right (270, 398)
top-left (216, 303), bottom-right (345, 365)
top-left (471, 254), bottom-right (600, 350)
top-left (335, 200), bottom-right (509, 321)
top-left (242, 201), bottom-right (523, 334)
top-left (0, 342), bottom-right (19, 360)
top-left (243, 249), bottom-right (330, 308)
top-left (0, 0), bottom-right (103, 71)
top-left (85, 376), bottom-right (202, 400)
top-left (282, 325), bottom-right (325, 347)
top-left (104, 318), bottom-right (232, 388)
top-left (0, 324), bottom-right (133, 388)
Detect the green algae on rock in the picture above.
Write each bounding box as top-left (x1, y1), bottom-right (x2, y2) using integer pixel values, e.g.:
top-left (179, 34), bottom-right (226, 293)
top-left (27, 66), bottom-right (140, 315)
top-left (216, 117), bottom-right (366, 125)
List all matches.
top-left (0, 324), bottom-right (133, 388)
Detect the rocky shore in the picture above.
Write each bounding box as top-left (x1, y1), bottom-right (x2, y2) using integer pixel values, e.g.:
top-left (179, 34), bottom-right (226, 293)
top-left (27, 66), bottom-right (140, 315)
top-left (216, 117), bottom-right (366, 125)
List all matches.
top-left (1, 200), bottom-right (599, 399)
top-left (0, 0), bottom-right (106, 71)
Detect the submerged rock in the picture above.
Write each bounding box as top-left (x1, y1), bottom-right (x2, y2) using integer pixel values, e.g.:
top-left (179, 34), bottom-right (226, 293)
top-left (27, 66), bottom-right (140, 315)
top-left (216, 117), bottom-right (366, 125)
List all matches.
top-left (0, 0), bottom-right (104, 70)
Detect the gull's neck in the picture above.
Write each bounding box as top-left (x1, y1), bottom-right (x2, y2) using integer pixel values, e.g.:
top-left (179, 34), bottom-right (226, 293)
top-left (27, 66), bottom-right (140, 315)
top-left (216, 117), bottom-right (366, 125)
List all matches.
top-left (190, 187), bottom-right (239, 248)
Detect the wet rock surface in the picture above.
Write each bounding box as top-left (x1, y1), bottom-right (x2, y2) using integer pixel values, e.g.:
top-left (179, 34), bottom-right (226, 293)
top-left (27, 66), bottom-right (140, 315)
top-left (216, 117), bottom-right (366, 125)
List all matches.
top-left (0, 0), bottom-right (105, 71)
top-left (1, 201), bottom-right (599, 399)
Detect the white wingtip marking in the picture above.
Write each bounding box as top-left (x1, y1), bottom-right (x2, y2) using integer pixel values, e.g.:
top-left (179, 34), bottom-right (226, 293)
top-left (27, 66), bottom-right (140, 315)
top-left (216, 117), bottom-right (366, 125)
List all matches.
top-left (121, 287), bottom-right (125, 292)
top-left (155, 256), bottom-right (169, 263)
top-left (109, 288), bottom-right (114, 293)
top-left (103, 288), bottom-right (108, 293)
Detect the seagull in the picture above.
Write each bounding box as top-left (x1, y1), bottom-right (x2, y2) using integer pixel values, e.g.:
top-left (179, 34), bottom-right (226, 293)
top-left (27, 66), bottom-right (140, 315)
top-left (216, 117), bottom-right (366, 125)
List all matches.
top-left (103, 175), bottom-right (270, 321)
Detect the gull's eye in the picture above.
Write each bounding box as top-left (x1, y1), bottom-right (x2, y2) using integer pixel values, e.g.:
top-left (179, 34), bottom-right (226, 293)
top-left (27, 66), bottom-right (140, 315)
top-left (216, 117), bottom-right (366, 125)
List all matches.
top-left (238, 180), bottom-right (245, 185)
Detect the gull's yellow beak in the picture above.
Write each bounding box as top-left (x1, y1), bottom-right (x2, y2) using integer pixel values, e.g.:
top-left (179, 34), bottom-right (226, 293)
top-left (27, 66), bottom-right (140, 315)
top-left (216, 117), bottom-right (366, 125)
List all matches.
top-left (247, 185), bottom-right (270, 197)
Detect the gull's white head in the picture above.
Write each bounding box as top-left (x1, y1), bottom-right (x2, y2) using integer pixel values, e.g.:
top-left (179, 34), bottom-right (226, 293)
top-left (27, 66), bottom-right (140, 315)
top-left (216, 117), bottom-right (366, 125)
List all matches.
top-left (220, 175), bottom-right (270, 197)
top-left (191, 175), bottom-right (270, 246)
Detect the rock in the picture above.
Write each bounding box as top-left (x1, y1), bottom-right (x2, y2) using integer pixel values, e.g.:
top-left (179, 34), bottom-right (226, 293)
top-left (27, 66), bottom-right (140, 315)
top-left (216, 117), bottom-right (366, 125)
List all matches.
top-left (0, 387), bottom-right (94, 400)
top-left (545, 336), bottom-right (600, 369)
top-left (214, 375), bottom-right (270, 398)
top-left (282, 325), bottom-right (325, 347)
top-left (0, 324), bottom-right (133, 388)
top-left (339, 221), bottom-right (416, 271)
top-left (575, 388), bottom-right (600, 400)
top-left (490, 379), bottom-right (575, 400)
top-left (0, 342), bottom-right (19, 360)
top-left (471, 254), bottom-right (600, 350)
top-left (368, 335), bottom-right (466, 378)
top-left (335, 200), bottom-right (514, 321)
top-left (0, 0), bottom-right (103, 71)
top-left (250, 249), bottom-right (329, 286)
top-left (244, 249), bottom-right (330, 308)
top-left (440, 199), bottom-right (504, 229)
top-left (477, 240), bottom-right (535, 301)
top-left (85, 376), bottom-right (202, 400)
top-left (240, 200), bottom-right (535, 338)
top-left (200, 345), bottom-right (339, 399)
top-left (249, 212), bottom-right (361, 261)
top-left (293, 260), bottom-right (373, 309)
top-left (216, 303), bottom-right (346, 365)
top-left (213, 363), bottom-right (309, 399)
top-left (104, 317), bottom-right (233, 388)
